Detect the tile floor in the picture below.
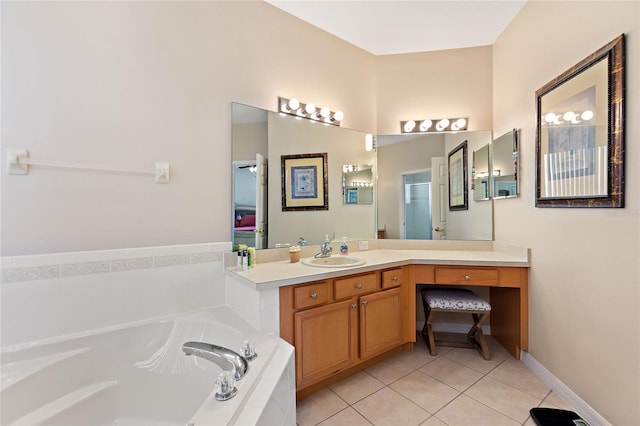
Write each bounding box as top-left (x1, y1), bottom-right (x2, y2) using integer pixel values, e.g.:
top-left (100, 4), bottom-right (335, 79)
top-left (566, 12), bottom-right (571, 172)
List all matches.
top-left (296, 336), bottom-right (575, 425)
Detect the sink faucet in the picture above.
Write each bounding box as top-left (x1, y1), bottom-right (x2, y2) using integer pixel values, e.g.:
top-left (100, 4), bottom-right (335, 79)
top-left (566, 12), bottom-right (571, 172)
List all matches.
top-left (315, 235), bottom-right (333, 258)
top-left (182, 341), bottom-right (248, 380)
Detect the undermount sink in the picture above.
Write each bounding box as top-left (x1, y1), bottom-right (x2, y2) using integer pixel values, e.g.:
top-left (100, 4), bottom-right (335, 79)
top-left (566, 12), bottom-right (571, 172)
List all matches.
top-left (302, 256), bottom-right (366, 268)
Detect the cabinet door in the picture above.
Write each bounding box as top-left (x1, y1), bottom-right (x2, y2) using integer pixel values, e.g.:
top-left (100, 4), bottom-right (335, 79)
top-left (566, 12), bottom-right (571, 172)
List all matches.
top-left (359, 287), bottom-right (403, 360)
top-left (294, 299), bottom-right (358, 388)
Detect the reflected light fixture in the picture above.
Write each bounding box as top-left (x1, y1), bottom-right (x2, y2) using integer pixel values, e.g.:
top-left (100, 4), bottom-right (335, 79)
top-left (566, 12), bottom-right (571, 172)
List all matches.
top-left (400, 117), bottom-right (468, 133)
top-left (364, 134), bottom-right (376, 152)
top-left (543, 110), bottom-right (593, 126)
top-left (279, 97), bottom-right (343, 126)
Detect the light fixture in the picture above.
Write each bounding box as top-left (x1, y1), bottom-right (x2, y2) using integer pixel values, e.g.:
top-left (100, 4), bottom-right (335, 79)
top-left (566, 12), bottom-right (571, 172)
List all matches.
top-left (400, 117), bottom-right (469, 133)
top-left (278, 97), bottom-right (343, 126)
top-left (543, 110), bottom-right (593, 126)
top-left (364, 134), bottom-right (376, 152)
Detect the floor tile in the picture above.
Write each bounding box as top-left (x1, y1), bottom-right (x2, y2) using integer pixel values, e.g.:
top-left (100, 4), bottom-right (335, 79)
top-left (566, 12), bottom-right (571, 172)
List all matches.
top-left (540, 391), bottom-right (575, 411)
top-left (389, 370), bottom-right (460, 414)
top-left (489, 358), bottom-right (550, 399)
top-left (420, 415), bottom-right (449, 426)
top-left (317, 407), bottom-right (373, 426)
top-left (329, 371), bottom-right (385, 405)
top-left (296, 388), bottom-right (348, 426)
top-left (435, 394), bottom-right (520, 426)
top-left (442, 347), bottom-right (506, 374)
top-left (353, 387), bottom-right (430, 426)
top-left (364, 356), bottom-right (414, 385)
top-left (393, 344), bottom-right (435, 370)
top-left (419, 356), bottom-right (484, 391)
top-left (464, 376), bottom-right (544, 423)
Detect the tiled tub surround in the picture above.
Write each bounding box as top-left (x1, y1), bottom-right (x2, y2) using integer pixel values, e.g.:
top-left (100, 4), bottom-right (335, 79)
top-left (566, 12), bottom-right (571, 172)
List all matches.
top-left (1, 243), bottom-right (229, 347)
top-left (1, 306), bottom-right (295, 426)
top-left (1, 242), bottom-right (297, 426)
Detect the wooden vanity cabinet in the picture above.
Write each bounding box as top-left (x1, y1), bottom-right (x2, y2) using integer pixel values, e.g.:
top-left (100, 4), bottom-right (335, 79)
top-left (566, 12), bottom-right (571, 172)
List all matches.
top-left (279, 267), bottom-right (412, 392)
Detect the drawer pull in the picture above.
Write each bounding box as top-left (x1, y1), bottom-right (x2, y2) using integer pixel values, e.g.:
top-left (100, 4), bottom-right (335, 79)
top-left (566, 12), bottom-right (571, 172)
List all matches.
top-left (310, 293), bottom-right (317, 299)
top-left (362, 300), bottom-right (368, 306)
top-left (351, 303), bottom-right (357, 309)
top-left (464, 275), bottom-right (471, 281)
top-left (392, 276), bottom-right (399, 282)
top-left (355, 283), bottom-right (362, 289)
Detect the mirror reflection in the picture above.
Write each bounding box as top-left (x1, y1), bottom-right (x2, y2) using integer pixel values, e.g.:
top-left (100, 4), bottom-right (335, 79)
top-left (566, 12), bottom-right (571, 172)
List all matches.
top-left (472, 144), bottom-right (491, 201)
top-left (377, 131), bottom-right (493, 241)
top-left (343, 164), bottom-right (373, 205)
top-left (492, 129), bottom-right (519, 198)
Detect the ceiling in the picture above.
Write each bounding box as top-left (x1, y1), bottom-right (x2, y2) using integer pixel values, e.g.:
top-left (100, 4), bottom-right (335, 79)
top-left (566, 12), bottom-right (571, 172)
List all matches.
top-left (265, 0), bottom-right (526, 55)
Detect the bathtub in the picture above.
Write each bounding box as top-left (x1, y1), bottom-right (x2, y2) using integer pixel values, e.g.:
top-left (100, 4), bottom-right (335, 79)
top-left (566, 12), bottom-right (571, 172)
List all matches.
top-left (0, 306), bottom-right (295, 426)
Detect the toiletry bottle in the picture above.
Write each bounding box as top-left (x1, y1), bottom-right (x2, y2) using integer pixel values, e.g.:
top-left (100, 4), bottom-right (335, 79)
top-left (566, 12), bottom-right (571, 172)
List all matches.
top-left (242, 249), bottom-right (248, 270)
top-left (248, 247), bottom-right (256, 267)
top-left (237, 250), bottom-right (243, 269)
top-left (340, 237), bottom-right (349, 256)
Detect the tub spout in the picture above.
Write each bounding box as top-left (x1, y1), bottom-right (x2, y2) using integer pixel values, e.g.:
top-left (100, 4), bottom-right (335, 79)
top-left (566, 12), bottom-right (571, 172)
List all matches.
top-left (182, 341), bottom-right (248, 380)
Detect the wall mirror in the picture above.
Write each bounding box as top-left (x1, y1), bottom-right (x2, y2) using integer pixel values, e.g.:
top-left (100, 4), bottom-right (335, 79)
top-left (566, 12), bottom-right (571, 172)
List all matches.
top-left (232, 102), bottom-right (376, 249)
top-left (492, 129), bottom-right (519, 198)
top-left (343, 164), bottom-right (373, 205)
top-left (472, 144), bottom-right (491, 201)
top-left (376, 131), bottom-right (492, 241)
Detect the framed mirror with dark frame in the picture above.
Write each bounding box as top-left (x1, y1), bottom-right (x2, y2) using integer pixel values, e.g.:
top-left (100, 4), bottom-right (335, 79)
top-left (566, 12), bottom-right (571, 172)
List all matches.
top-left (492, 129), bottom-right (519, 199)
top-left (535, 34), bottom-right (625, 208)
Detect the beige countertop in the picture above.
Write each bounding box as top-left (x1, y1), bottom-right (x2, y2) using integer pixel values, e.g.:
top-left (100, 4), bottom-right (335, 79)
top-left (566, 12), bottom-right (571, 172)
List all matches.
top-left (226, 243), bottom-right (530, 290)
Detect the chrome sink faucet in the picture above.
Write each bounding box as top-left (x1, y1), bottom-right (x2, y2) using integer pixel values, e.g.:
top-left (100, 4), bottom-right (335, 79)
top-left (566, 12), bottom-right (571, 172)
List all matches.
top-left (182, 341), bottom-right (248, 380)
top-left (315, 234), bottom-right (333, 258)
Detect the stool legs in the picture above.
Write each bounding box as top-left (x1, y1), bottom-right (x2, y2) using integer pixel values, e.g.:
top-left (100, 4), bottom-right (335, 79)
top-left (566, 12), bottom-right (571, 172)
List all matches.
top-left (468, 313), bottom-right (490, 360)
top-left (422, 305), bottom-right (437, 356)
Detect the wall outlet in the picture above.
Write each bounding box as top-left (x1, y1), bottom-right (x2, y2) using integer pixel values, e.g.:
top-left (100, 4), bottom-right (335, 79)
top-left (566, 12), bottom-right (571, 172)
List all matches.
top-left (358, 241), bottom-right (369, 250)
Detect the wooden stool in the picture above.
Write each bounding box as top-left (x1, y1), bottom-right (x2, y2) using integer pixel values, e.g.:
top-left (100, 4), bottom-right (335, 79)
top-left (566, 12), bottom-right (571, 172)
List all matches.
top-left (421, 288), bottom-right (492, 360)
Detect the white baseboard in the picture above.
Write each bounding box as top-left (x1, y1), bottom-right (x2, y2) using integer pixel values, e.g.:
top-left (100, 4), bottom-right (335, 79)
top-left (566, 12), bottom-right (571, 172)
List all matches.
top-left (520, 351), bottom-right (610, 426)
top-left (415, 321), bottom-right (491, 335)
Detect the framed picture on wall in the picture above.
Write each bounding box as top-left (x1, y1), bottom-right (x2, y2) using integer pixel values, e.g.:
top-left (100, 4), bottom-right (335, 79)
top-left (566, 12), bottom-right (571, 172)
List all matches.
top-left (448, 140), bottom-right (468, 211)
top-left (281, 153), bottom-right (329, 211)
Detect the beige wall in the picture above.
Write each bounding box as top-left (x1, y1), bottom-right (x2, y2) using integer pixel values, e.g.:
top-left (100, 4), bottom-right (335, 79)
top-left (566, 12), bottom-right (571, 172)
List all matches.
top-left (493, 1), bottom-right (639, 424)
top-left (376, 46), bottom-right (493, 134)
top-left (1, 1), bottom-right (376, 255)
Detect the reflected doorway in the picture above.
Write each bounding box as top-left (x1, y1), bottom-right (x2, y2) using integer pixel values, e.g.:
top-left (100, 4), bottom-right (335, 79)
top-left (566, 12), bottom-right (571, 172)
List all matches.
top-left (402, 171), bottom-right (432, 240)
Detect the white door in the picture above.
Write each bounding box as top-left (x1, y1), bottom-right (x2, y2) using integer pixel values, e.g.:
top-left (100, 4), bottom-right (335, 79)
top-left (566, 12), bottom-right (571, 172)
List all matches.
top-left (431, 157), bottom-right (447, 239)
top-left (254, 153), bottom-right (268, 249)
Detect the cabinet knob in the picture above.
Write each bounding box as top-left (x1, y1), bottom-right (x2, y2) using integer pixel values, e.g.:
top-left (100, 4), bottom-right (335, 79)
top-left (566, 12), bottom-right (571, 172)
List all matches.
top-left (355, 283), bottom-right (362, 289)
top-left (464, 275), bottom-right (471, 281)
top-left (351, 303), bottom-right (357, 309)
top-left (362, 300), bottom-right (368, 306)
top-left (392, 276), bottom-right (399, 282)
top-left (310, 293), bottom-right (317, 299)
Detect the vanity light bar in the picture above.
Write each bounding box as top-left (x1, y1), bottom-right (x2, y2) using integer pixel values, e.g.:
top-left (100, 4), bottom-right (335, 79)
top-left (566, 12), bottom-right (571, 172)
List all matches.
top-left (400, 117), bottom-right (469, 134)
top-left (278, 97), bottom-right (343, 127)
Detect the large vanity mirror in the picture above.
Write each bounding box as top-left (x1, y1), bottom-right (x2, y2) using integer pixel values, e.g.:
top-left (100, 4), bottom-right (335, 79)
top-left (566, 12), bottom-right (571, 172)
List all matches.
top-left (492, 129), bottom-right (519, 198)
top-left (376, 131), bottom-right (493, 241)
top-left (232, 102), bottom-right (494, 248)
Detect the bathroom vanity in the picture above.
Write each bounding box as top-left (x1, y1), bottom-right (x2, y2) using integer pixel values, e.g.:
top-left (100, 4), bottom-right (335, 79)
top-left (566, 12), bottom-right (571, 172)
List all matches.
top-left (225, 241), bottom-right (530, 399)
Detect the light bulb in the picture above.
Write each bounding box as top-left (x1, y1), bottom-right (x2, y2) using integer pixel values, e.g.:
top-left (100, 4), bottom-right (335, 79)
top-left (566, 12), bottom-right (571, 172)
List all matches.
top-left (563, 111), bottom-right (576, 122)
top-left (305, 103), bottom-right (316, 115)
top-left (320, 107), bottom-right (330, 118)
top-left (365, 134), bottom-right (373, 151)
top-left (436, 118), bottom-right (450, 131)
top-left (419, 120), bottom-right (432, 132)
top-left (544, 112), bottom-right (557, 123)
top-left (581, 110), bottom-right (594, 121)
top-left (288, 98), bottom-right (300, 111)
top-left (403, 120), bottom-right (416, 133)
top-left (333, 111), bottom-right (344, 122)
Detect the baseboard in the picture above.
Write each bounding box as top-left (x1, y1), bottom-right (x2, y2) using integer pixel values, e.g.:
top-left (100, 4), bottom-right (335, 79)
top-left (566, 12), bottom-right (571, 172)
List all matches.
top-left (520, 351), bottom-right (610, 426)
top-left (415, 321), bottom-right (491, 335)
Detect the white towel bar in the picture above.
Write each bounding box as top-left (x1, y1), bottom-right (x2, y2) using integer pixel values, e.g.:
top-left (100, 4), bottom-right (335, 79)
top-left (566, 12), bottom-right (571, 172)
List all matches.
top-left (6, 148), bottom-right (170, 183)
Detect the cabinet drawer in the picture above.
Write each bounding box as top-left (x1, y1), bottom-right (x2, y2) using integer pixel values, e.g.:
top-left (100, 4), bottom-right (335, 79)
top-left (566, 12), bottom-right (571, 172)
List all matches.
top-left (294, 282), bottom-right (329, 310)
top-left (381, 268), bottom-right (404, 289)
top-left (435, 267), bottom-right (499, 285)
top-left (334, 273), bottom-right (378, 300)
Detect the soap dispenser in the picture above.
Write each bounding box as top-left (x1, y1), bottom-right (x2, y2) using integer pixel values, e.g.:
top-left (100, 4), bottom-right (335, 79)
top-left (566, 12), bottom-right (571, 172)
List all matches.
top-left (340, 237), bottom-right (349, 256)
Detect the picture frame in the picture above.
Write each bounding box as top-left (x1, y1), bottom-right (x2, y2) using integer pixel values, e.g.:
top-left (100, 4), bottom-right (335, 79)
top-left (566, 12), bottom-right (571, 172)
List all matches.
top-left (535, 34), bottom-right (625, 208)
top-left (448, 140), bottom-right (468, 211)
top-left (281, 153), bottom-right (328, 211)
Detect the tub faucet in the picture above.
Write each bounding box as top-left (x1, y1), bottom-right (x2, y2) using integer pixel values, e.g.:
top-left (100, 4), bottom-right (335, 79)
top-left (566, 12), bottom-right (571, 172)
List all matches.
top-left (182, 341), bottom-right (248, 380)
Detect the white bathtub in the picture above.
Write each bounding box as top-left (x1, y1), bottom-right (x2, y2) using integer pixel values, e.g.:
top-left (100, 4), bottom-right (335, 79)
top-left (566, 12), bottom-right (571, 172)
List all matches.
top-left (0, 306), bottom-right (295, 426)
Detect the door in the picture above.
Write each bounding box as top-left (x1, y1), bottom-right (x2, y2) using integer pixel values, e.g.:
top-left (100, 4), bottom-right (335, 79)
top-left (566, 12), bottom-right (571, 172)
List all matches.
top-left (431, 157), bottom-right (447, 239)
top-left (254, 153), bottom-right (268, 249)
top-left (359, 287), bottom-right (403, 360)
top-left (294, 299), bottom-right (358, 388)
top-left (402, 171), bottom-right (432, 239)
